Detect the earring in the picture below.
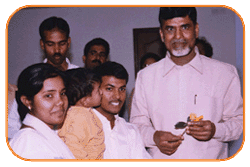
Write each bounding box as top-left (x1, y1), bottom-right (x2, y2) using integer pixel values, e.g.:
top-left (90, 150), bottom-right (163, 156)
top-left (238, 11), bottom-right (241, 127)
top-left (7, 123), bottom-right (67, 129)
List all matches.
top-left (28, 106), bottom-right (31, 110)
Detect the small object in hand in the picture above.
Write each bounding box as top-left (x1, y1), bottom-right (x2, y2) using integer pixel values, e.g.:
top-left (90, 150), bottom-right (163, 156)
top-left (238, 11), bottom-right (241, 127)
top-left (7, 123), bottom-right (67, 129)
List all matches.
top-left (189, 113), bottom-right (197, 121)
top-left (195, 115), bottom-right (203, 121)
top-left (189, 113), bottom-right (203, 121)
top-left (175, 122), bottom-right (187, 129)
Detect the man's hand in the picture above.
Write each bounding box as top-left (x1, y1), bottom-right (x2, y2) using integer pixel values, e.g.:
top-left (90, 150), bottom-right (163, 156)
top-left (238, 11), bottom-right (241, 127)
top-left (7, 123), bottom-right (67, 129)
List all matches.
top-left (186, 120), bottom-right (216, 141)
top-left (153, 131), bottom-right (184, 156)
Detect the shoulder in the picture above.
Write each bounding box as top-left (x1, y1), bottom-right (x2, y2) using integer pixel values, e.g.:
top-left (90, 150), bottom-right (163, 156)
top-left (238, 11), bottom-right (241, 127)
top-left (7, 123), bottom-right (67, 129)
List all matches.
top-left (66, 106), bottom-right (95, 119)
top-left (9, 128), bottom-right (63, 159)
top-left (9, 128), bottom-right (46, 154)
top-left (61, 107), bottom-right (101, 131)
top-left (201, 55), bottom-right (238, 77)
top-left (140, 58), bottom-right (165, 75)
top-left (10, 128), bottom-right (45, 143)
top-left (137, 58), bottom-right (165, 82)
top-left (117, 117), bottom-right (140, 133)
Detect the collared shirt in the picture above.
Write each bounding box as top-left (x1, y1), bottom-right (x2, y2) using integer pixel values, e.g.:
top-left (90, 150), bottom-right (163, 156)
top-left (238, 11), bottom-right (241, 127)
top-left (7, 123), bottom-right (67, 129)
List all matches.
top-left (9, 114), bottom-right (75, 159)
top-left (58, 106), bottom-right (105, 159)
top-left (92, 109), bottom-right (152, 159)
top-left (43, 57), bottom-right (79, 69)
top-left (130, 47), bottom-right (243, 159)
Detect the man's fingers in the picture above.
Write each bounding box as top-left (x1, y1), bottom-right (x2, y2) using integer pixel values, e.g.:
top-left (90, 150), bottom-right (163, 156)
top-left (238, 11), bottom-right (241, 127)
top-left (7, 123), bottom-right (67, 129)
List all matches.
top-left (187, 120), bottom-right (214, 132)
top-left (191, 135), bottom-right (211, 141)
top-left (186, 121), bottom-right (216, 141)
top-left (160, 140), bottom-right (182, 148)
top-left (154, 131), bottom-right (184, 155)
top-left (187, 125), bottom-right (212, 131)
top-left (159, 140), bottom-right (182, 154)
top-left (188, 120), bottom-right (207, 126)
top-left (168, 135), bottom-right (184, 142)
top-left (187, 130), bottom-right (210, 136)
top-left (156, 131), bottom-right (184, 143)
top-left (160, 147), bottom-right (179, 155)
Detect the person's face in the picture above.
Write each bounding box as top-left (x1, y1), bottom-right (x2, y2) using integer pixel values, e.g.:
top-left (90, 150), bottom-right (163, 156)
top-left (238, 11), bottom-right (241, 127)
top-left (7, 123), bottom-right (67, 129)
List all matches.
top-left (27, 76), bottom-right (68, 129)
top-left (40, 28), bottom-right (71, 67)
top-left (97, 76), bottom-right (126, 118)
top-left (84, 82), bottom-right (102, 108)
top-left (83, 45), bottom-right (107, 69)
top-left (159, 15), bottom-right (199, 57)
top-left (142, 58), bottom-right (157, 69)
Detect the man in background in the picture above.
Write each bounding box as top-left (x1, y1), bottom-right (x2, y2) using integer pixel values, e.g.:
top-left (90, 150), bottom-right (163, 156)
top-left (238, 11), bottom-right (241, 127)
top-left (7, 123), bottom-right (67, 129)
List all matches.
top-left (82, 38), bottom-right (109, 69)
top-left (196, 37), bottom-right (213, 58)
top-left (40, 16), bottom-right (79, 71)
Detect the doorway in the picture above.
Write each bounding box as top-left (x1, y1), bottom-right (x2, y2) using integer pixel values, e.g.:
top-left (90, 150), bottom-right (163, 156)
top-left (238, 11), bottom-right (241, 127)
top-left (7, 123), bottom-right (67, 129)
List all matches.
top-left (133, 27), bottom-right (166, 78)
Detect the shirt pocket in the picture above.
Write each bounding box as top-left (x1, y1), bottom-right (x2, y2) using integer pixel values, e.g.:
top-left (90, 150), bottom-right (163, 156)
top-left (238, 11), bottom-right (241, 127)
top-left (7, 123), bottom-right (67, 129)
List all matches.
top-left (193, 95), bottom-right (223, 123)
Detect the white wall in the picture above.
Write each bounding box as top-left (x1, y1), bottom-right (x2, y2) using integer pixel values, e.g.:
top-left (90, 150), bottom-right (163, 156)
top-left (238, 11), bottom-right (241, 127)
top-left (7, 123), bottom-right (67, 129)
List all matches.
top-left (8, 7), bottom-right (238, 91)
top-left (7, 6), bottom-right (243, 157)
top-left (8, 7), bottom-right (159, 89)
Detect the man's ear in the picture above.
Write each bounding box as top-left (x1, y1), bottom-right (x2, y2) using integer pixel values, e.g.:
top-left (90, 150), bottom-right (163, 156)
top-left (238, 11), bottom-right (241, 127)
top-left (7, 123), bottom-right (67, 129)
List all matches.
top-left (20, 95), bottom-right (32, 110)
top-left (82, 55), bottom-right (86, 64)
top-left (40, 39), bottom-right (45, 51)
top-left (195, 23), bottom-right (199, 38)
top-left (159, 28), bottom-right (165, 42)
top-left (105, 55), bottom-right (109, 62)
top-left (67, 37), bottom-right (71, 48)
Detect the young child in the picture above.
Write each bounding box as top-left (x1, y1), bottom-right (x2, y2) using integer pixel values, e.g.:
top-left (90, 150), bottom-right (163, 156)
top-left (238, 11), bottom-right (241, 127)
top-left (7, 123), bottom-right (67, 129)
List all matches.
top-left (58, 68), bottom-right (105, 159)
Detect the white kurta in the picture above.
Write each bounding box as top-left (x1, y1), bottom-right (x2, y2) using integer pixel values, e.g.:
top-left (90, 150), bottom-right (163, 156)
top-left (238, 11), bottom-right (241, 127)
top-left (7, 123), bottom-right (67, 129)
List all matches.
top-left (92, 109), bottom-right (151, 159)
top-left (130, 47), bottom-right (243, 159)
top-left (9, 114), bottom-right (75, 159)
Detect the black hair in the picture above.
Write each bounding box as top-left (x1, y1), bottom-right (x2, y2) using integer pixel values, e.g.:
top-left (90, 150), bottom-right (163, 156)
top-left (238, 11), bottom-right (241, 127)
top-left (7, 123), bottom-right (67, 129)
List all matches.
top-left (84, 38), bottom-right (110, 58)
top-left (94, 61), bottom-right (129, 84)
top-left (16, 63), bottom-right (66, 121)
top-left (196, 37), bottom-right (213, 58)
top-left (39, 16), bottom-right (70, 41)
top-left (65, 68), bottom-right (100, 106)
top-left (140, 52), bottom-right (161, 69)
top-left (159, 7), bottom-right (197, 27)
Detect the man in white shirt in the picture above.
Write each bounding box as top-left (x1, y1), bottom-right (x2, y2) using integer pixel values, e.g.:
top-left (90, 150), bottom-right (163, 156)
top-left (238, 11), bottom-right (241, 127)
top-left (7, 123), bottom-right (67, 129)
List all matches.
top-left (93, 61), bottom-right (151, 159)
top-left (130, 7), bottom-right (243, 159)
top-left (39, 16), bottom-right (78, 71)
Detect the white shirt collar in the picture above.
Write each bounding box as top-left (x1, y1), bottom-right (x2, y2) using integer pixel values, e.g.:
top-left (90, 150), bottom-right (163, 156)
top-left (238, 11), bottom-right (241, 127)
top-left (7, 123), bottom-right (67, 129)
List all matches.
top-left (162, 46), bottom-right (203, 77)
top-left (43, 58), bottom-right (79, 70)
top-left (92, 108), bottom-right (120, 129)
top-left (43, 57), bottom-right (70, 64)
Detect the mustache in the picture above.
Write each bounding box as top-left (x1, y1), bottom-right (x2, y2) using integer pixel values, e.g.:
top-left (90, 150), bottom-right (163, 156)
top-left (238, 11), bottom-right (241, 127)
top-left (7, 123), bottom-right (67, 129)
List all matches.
top-left (171, 39), bottom-right (187, 44)
top-left (53, 53), bottom-right (63, 57)
top-left (92, 59), bottom-right (102, 64)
